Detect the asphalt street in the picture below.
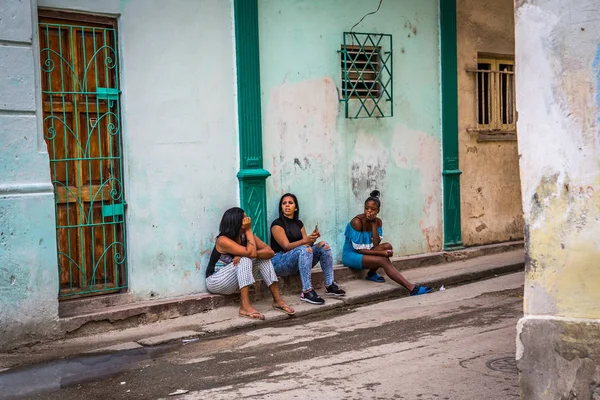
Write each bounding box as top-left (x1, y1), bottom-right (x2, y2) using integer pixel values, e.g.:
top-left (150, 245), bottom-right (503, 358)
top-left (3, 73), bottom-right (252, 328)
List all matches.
top-left (12, 272), bottom-right (524, 400)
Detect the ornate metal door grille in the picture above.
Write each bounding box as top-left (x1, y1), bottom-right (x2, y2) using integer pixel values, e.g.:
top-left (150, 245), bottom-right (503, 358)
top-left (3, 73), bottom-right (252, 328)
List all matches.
top-left (39, 12), bottom-right (127, 298)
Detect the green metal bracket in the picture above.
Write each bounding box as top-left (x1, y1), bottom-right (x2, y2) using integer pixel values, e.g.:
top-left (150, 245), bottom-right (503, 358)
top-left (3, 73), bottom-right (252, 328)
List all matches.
top-left (340, 32), bottom-right (393, 119)
top-left (234, 0), bottom-right (271, 241)
top-left (96, 87), bottom-right (120, 100)
top-left (102, 203), bottom-right (125, 219)
top-left (440, 0), bottom-right (464, 250)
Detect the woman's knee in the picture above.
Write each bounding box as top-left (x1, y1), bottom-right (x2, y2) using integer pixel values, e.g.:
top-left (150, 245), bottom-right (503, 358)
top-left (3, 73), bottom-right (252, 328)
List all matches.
top-left (296, 245), bottom-right (312, 256)
top-left (236, 257), bottom-right (254, 275)
top-left (318, 243), bottom-right (333, 262)
top-left (238, 257), bottom-right (253, 266)
top-left (255, 258), bottom-right (274, 271)
top-left (317, 241), bottom-right (331, 251)
top-left (382, 242), bottom-right (393, 251)
top-left (380, 259), bottom-right (395, 271)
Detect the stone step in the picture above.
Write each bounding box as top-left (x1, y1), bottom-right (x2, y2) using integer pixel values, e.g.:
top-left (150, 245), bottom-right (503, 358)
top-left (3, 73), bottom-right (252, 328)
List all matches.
top-left (58, 243), bottom-right (524, 338)
top-left (58, 240), bottom-right (523, 318)
top-left (256, 240), bottom-right (524, 298)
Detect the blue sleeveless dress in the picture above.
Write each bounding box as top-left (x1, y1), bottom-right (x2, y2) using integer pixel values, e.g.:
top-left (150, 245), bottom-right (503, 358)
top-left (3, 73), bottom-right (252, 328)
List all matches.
top-left (342, 223), bottom-right (383, 269)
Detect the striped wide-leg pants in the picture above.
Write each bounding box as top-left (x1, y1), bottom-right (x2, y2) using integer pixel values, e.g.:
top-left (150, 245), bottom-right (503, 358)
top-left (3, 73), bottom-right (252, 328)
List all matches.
top-left (205, 257), bottom-right (278, 295)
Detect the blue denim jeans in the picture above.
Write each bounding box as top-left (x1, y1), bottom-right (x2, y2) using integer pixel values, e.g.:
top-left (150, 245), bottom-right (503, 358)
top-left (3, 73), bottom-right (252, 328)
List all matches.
top-left (271, 244), bottom-right (334, 292)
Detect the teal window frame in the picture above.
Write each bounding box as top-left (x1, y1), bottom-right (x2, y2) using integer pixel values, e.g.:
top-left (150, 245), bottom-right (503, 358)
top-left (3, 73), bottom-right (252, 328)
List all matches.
top-left (340, 32), bottom-right (393, 119)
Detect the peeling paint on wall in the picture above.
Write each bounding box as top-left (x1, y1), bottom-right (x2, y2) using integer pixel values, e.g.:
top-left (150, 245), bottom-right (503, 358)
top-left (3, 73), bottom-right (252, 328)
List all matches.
top-left (516, 2), bottom-right (600, 319)
top-left (391, 127), bottom-right (443, 252)
top-left (351, 133), bottom-right (388, 198)
top-left (260, 0), bottom-right (443, 259)
top-left (456, 0), bottom-right (524, 246)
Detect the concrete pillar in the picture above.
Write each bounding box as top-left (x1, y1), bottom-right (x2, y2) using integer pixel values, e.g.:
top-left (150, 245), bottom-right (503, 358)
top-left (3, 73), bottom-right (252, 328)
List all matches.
top-left (0, 0), bottom-right (60, 350)
top-left (515, 1), bottom-right (600, 398)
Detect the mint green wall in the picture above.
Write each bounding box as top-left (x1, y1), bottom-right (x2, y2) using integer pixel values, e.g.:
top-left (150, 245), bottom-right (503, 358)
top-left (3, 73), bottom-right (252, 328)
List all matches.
top-left (259, 0), bottom-right (443, 258)
top-left (37, 0), bottom-right (240, 299)
top-left (118, 0), bottom-right (239, 298)
top-left (0, 0), bottom-right (60, 351)
top-left (2, 0), bottom-right (443, 334)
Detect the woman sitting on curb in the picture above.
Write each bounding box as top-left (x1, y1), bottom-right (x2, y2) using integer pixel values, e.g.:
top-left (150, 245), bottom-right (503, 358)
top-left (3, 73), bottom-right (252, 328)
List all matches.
top-left (270, 193), bottom-right (346, 305)
top-left (342, 190), bottom-right (433, 296)
top-left (205, 207), bottom-right (295, 320)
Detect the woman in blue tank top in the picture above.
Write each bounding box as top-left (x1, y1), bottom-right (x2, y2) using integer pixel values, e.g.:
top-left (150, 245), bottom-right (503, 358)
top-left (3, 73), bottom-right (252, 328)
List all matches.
top-left (342, 190), bottom-right (433, 296)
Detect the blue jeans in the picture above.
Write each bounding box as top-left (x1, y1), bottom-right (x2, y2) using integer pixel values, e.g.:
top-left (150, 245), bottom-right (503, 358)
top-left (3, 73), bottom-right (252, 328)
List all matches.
top-left (271, 244), bottom-right (334, 292)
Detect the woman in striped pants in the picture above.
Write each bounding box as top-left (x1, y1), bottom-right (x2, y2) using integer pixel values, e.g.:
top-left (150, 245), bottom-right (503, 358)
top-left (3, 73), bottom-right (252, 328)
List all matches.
top-left (205, 207), bottom-right (295, 320)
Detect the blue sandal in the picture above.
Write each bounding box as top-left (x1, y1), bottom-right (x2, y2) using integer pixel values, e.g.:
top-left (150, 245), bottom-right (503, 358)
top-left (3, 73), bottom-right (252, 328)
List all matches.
top-left (410, 285), bottom-right (433, 296)
top-left (366, 272), bottom-right (385, 283)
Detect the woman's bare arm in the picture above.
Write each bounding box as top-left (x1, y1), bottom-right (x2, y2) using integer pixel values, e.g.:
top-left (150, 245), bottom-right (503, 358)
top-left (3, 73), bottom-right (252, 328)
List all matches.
top-left (216, 231), bottom-right (257, 258)
top-left (271, 225), bottom-right (317, 252)
top-left (255, 236), bottom-right (275, 259)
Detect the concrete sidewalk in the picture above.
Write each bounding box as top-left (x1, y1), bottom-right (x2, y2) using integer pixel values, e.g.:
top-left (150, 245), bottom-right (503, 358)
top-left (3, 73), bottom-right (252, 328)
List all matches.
top-left (57, 240), bottom-right (524, 335)
top-left (0, 247), bottom-right (524, 371)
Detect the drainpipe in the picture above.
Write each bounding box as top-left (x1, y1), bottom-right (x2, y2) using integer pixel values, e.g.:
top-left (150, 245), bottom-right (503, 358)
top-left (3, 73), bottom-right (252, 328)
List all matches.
top-left (233, 0), bottom-right (271, 240)
top-left (440, 0), bottom-right (464, 250)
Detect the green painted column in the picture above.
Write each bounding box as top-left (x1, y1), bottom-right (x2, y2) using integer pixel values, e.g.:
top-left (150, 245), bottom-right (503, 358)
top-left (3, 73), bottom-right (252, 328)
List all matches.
top-left (440, 0), bottom-right (463, 250)
top-left (234, 0), bottom-right (271, 240)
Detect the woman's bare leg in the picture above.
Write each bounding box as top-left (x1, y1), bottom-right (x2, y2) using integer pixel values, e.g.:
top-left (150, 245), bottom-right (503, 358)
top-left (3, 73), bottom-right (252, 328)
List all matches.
top-left (239, 286), bottom-right (261, 316)
top-left (361, 255), bottom-right (415, 291)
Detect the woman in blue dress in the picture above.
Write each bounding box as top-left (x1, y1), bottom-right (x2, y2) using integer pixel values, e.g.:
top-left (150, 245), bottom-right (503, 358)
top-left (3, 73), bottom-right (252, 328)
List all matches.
top-left (342, 190), bottom-right (433, 296)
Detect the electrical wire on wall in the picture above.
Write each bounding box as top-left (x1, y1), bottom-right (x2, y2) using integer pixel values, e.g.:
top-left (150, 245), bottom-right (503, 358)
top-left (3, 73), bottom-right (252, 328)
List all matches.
top-left (350, 0), bottom-right (383, 34)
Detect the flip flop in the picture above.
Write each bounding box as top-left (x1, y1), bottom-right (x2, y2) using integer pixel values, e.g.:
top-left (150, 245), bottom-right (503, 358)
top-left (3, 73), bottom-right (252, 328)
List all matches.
top-left (272, 304), bottom-right (296, 316)
top-left (239, 311), bottom-right (265, 320)
top-left (366, 272), bottom-right (386, 283)
top-left (410, 285), bottom-right (433, 296)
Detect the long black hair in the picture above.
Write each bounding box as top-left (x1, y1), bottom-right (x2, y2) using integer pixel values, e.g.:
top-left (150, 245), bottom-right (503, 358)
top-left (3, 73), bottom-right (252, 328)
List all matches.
top-left (365, 190), bottom-right (381, 209)
top-left (278, 193), bottom-right (300, 237)
top-left (218, 207), bottom-right (245, 240)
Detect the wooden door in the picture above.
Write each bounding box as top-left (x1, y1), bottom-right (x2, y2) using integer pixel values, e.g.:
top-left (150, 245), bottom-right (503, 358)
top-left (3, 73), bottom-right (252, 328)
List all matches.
top-left (39, 11), bottom-right (127, 298)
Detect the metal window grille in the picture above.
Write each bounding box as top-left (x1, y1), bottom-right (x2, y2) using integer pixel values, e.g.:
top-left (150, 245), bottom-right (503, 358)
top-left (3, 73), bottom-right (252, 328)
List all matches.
top-left (469, 58), bottom-right (516, 133)
top-left (39, 15), bottom-right (127, 298)
top-left (340, 32), bottom-right (393, 119)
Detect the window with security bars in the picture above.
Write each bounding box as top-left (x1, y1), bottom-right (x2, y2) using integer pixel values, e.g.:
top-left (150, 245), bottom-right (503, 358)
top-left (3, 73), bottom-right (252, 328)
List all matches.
top-left (471, 57), bottom-right (516, 134)
top-left (341, 44), bottom-right (381, 98)
top-left (340, 32), bottom-right (392, 119)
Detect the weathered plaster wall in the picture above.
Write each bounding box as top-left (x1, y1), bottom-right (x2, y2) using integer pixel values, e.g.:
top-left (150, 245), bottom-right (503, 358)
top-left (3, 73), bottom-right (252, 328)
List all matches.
top-left (518, 318), bottom-right (600, 399)
top-left (516, 0), bottom-right (600, 320)
top-left (456, 0), bottom-right (524, 246)
top-left (515, 0), bottom-right (600, 397)
top-left (259, 0), bottom-right (443, 259)
top-left (38, 0), bottom-right (239, 298)
top-left (0, 0), bottom-right (60, 350)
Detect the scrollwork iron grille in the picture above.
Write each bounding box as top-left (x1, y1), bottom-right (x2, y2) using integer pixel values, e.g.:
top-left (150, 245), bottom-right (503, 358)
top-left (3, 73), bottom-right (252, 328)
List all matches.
top-left (340, 32), bottom-right (393, 119)
top-left (39, 19), bottom-right (127, 298)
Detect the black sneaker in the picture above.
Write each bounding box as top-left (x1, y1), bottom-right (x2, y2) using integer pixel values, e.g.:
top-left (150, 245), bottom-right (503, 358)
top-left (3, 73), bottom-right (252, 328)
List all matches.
top-left (325, 282), bottom-right (346, 297)
top-left (300, 289), bottom-right (325, 305)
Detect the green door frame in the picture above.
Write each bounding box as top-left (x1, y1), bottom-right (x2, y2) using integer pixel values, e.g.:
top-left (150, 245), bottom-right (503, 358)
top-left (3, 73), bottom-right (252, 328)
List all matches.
top-left (233, 0), bottom-right (271, 240)
top-left (440, 0), bottom-right (464, 250)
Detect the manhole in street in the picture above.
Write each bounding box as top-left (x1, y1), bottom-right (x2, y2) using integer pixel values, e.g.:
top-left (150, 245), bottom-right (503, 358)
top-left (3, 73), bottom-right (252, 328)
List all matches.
top-left (486, 357), bottom-right (518, 374)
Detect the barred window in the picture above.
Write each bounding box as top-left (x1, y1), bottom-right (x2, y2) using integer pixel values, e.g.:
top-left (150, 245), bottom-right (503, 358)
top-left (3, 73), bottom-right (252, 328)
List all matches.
top-left (339, 32), bottom-right (392, 119)
top-left (472, 57), bottom-right (516, 133)
top-left (341, 44), bottom-right (381, 99)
